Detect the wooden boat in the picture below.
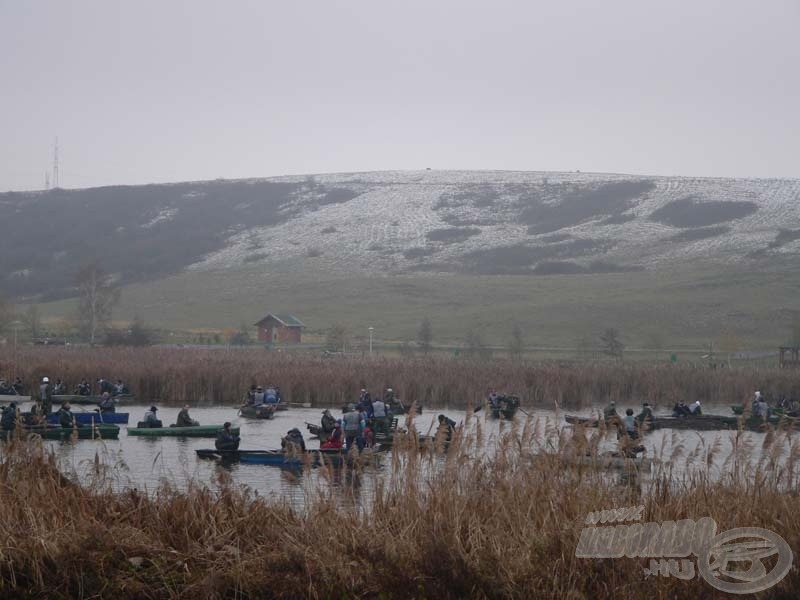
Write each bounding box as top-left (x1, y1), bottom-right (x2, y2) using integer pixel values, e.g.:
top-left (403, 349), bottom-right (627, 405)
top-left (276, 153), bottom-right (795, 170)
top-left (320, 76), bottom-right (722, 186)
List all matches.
top-left (565, 453), bottom-right (652, 472)
top-left (0, 424), bottom-right (120, 440)
top-left (196, 446), bottom-right (382, 467)
top-left (128, 424), bottom-right (239, 437)
top-left (238, 404), bottom-right (275, 419)
top-left (52, 394), bottom-right (135, 406)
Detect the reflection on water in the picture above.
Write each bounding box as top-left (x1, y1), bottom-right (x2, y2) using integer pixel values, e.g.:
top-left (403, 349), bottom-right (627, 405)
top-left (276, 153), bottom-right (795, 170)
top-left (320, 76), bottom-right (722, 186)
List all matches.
top-left (29, 403), bottom-right (800, 505)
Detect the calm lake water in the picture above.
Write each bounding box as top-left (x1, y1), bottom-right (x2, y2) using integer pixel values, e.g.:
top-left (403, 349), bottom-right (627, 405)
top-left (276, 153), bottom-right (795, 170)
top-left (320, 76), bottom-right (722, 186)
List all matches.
top-left (6, 402), bottom-right (795, 500)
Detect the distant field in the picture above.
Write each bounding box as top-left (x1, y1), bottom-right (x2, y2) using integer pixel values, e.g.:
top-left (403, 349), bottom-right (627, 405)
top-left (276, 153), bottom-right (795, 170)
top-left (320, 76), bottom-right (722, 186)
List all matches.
top-left (40, 259), bottom-right (800, 353)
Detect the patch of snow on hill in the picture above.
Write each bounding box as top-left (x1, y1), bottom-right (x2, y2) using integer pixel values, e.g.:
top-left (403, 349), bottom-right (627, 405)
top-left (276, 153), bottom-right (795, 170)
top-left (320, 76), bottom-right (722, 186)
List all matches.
top-left (187, 170), bottom-right (800, 276)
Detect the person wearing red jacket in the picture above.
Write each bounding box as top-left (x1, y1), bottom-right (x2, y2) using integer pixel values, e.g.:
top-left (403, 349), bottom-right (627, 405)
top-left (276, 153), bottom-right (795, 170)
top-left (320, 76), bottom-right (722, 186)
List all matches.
top-left (322, 423), bottom-right (343, 449)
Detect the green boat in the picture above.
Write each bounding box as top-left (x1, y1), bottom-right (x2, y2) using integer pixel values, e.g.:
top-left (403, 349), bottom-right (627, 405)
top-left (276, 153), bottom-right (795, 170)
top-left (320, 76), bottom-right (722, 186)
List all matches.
top-left (0, 424), bottom-right (120, 440)
top-left (53, 394), bottom-right (135, 406)
top-left (127, 424), bottom-right (239, 437)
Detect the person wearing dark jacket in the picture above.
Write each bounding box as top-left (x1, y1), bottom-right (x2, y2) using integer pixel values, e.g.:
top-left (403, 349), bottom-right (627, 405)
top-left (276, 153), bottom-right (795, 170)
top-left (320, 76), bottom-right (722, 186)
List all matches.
top-left (320, 409), bottom-right (336, 433)
top-left (75, 380), bottom-right (91, 396)
top-left (58, 402), bottom-right (75, 428)
top-left (215, 422), bottom-right (240, 451)
top-left (176, 405), bottom-right (199, 427)
top-left (39, 377), bottom-right (53, 416)
top-left (437, 414), bottom-right (457, 442)
top-left (636, 403), bottom-right (653, 424)
top-left (1, 403), bottom-right (18, 431)
top-left (98, 392), bottom-right (115, 413)
top-left (282, 428), bottom-right (306, 453)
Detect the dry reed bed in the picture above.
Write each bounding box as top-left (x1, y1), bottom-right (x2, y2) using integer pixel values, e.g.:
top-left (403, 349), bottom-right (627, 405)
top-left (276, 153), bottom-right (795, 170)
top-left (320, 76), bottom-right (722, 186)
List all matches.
top-left (0, 417), bottom-right (798, 598)
top-left (1, 347), bottom-right (798, 410)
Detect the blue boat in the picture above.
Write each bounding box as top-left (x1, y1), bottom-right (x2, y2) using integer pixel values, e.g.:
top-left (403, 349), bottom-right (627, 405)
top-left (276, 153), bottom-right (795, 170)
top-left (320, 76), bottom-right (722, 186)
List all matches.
top-left (49, 412), bottom-right (129, 425)
top-left (196, 446), bottom-right (382, 468)
top-left (21, 411), bottom-right (130, 426)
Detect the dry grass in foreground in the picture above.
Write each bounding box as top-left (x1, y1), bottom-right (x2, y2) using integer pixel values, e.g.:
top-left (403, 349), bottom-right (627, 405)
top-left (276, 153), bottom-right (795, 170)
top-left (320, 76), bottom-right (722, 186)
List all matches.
top-left (2, 346), bottom-right (798, 409)
top-left (0, 416), bottom-right (798, 599)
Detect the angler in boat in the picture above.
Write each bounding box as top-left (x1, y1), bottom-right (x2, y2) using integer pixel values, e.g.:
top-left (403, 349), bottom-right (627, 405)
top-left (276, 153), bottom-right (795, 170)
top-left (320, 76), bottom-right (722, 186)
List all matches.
top-left (98, 392), bottom-right (116, 413)
top-left (342, 406), bottom-right (363, 450)
top-left (176, 405), bottom-right (199, 427)
top-left (52, 379), bottom-right (66, 395)
top-left (321, 422), bottom-right (344, 449)
top-left (282, 428), bottom-right (306, 453)
top-left (140, 406), bottom-right (162, 428)
top-left (636, 402), bottom-right (653, 425)
top-left (603, 400), bottom-right (618, 421)
top-left (1, 402), bottom-right (18, 431)
top-left (39, 377), bottom-right (53, 415)
top-left (437, 414), bottom-right (457, 443)
top-left (75, 379), bottom-right (92, 396)
top-left (371, 396), bottom-right (389, 435)
top-left (57, 402), bottom-right (75, 428)
top-left (215, 422), bottom-right (240, 451)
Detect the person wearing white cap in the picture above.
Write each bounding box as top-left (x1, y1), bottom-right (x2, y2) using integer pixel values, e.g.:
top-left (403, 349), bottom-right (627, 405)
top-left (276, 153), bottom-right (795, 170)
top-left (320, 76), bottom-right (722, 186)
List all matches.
top-left (754, 395), bottom-right (770, 418)
top-left (39, 377), bottom-right (53, 415)
top-left (690, 400), bottom-right (702, 415)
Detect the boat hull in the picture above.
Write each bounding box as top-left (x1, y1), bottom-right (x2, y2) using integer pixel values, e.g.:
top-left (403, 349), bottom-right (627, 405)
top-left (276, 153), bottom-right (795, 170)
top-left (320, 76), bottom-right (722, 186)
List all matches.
top-left (1, 424), bottom-right (120, 440)
top-left (53, 394), bottom-right (135, 406)
top-left (238, 405), bottom-right (275, 419)
top-left (564, 413), bottom-right (792, 432)
top-left (197, 446), bottom-right (382, 467)
top-left (128, 425), bottom-right (239, 437)
top-left (40, 412), bottom-right (128, 425)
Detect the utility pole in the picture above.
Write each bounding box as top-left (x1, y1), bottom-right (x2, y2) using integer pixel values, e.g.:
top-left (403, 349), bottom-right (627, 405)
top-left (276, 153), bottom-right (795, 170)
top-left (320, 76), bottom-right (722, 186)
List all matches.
top-left (52, 137), bottom-right (59, 188)
top-left (369, 326), bottom-right (374, 356)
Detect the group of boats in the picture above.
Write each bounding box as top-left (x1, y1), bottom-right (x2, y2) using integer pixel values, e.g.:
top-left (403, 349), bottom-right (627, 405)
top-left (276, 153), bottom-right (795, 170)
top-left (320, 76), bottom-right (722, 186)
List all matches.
top-left (564, 406), bottom-right (800, 433)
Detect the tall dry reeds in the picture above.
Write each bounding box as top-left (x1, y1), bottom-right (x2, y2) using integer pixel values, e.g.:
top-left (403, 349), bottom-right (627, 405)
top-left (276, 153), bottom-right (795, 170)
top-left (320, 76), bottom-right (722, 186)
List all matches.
top-left (0, 416), bottom-right (798, 598)
top-left (1, 346), bottom-right (798, 409)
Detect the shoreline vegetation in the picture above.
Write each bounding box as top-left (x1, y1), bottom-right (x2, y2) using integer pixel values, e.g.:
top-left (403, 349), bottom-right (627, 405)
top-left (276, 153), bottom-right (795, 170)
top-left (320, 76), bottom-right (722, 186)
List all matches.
top-left (1, 347), bottom-right (799, 409)
top-left (0, 418), bottom-right (798, 598)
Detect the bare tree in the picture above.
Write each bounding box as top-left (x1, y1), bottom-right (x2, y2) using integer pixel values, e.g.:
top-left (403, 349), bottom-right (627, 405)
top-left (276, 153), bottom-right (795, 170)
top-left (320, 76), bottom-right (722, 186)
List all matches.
top-left (464, 329), bottom-right (491, 359)
top-left (574, 333), bottom-right (595, 359)
top-left (508, 323), bottom-right (525, 359)
top-left (719, 327), bottom-right (743, 367)
top-left (417, 317), bottom-right (433, 353)
top-left (599, 328), bottom-right (624, 359)
top-left (75, 262), bottom-right (120, 345)
top-left (0, 296), bottom-right (14, 336)
top-left (791, 314), bottom-right (800, 347)
top-left (645, 329), bottom-right (666, 353)
top-left (325, 323), bottom-right (349, 352)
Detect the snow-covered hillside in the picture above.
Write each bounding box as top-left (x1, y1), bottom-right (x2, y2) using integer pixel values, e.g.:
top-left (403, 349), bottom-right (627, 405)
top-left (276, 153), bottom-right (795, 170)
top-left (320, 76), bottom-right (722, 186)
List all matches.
top-left (190, 170), bottom-right (800, 276)
top-left (2, 170), bottom-right (799, 301)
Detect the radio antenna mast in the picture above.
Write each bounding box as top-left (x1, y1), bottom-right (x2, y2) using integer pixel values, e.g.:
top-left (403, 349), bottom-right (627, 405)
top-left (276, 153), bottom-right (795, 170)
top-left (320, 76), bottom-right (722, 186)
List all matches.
top-left (52, 137), bottom-right (59, 188)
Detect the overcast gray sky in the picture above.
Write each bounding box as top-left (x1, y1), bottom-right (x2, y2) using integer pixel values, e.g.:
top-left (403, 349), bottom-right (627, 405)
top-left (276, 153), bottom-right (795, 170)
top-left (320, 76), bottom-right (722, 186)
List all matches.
top-left (1, 0), bottom-right (798, 191)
